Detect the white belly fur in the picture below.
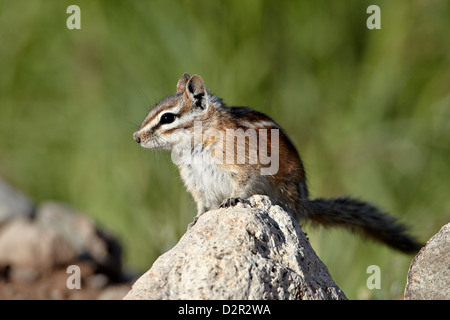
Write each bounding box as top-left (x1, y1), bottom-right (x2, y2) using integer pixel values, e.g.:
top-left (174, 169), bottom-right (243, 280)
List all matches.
top-left (178, 148), bottom-right (234, 211)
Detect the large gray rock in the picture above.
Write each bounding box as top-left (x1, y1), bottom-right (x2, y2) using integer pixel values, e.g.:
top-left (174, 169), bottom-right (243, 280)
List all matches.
top-left (124, 195), bottom-right (346, 300)
top-left (404, 223), bottom-right (450, 300)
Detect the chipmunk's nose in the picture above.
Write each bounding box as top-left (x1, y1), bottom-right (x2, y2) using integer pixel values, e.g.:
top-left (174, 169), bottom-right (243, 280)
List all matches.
top-left (133, 131), bottom-right (141, 144)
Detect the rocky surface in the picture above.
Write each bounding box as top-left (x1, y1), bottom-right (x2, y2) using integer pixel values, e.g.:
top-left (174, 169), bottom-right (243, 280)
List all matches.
top-left (404, 223), bottom-right (450, 300)
top-left (0, 178), bottom-right (132, 299)
top-left (124, 195), bottom-right (347, 300)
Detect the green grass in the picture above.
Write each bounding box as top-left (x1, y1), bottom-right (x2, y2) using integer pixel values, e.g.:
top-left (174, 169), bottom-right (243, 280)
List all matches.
top-left (0, 0), bottom-right (449, 299)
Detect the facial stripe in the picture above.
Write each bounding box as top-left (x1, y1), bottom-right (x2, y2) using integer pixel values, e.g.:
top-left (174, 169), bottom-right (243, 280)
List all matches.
top-left (159, 112), bottom-right (197, 134)
top-left (140, 102), bottom-right (184, 132)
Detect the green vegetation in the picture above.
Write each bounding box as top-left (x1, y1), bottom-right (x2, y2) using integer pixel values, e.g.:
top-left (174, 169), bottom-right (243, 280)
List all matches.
top-left (0, 0), bottom-right (448, 299)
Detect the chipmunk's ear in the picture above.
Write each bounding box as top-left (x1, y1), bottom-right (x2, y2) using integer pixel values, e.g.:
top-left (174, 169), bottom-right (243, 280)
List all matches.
top-left (186, 74), bottom-right (209, 110)
top-left (176, 73), bottom-right (190, 93)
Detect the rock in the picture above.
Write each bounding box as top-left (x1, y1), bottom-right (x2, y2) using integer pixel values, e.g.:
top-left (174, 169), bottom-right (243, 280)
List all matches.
top-left (404, 223), bottom-right (450, 300)
top-left (0, 179), bottom-right (133, 299)
top-left (0, 218), bottom-right (77, 274)
top-left (35, 201), bottom-right (124, 281)
top-left (0, 178), bottom-right (34, 225)
top-left (124, 195), bottom-right (346, 300)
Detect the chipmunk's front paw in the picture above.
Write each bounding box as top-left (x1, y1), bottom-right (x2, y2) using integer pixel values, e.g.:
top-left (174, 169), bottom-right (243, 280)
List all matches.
top-left (219, 197), bottom-right (250, 208)
top-left (187, 216), bottom-right (199, 230)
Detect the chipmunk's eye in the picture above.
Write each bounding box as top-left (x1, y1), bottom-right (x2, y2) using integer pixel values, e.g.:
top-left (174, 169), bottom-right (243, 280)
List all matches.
top-left (159, 113), bottom-right (176, 125)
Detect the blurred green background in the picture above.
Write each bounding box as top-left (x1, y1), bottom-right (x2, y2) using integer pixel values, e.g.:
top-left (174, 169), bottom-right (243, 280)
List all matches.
top-left (0, 0), bottom-right (449, 299)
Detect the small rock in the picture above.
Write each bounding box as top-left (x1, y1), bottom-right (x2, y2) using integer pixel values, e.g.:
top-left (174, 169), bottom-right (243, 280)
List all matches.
top-left (35, 201), bottom-right (123, 281)
top-left (404, 223), bottom-right (450, 300)
top-left (0, 218), bottom-right (76, 273)
top-left (0, 181), bottom-right (133, 300)
top-left (86, 273), bottom-right (109, 289)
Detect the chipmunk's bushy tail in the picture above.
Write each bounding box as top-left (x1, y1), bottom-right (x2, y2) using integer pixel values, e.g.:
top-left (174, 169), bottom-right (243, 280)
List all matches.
top-left (307, 197), bottom-right (422, 254)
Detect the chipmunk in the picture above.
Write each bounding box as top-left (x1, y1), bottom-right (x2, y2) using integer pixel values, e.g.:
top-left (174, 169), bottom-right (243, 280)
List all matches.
top-left (133, 73), bottom-right (421, 253)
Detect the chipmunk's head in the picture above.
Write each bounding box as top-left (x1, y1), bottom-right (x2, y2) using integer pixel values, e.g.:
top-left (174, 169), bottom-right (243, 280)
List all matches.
top-left (133, 73), bottom-right (211, 150)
